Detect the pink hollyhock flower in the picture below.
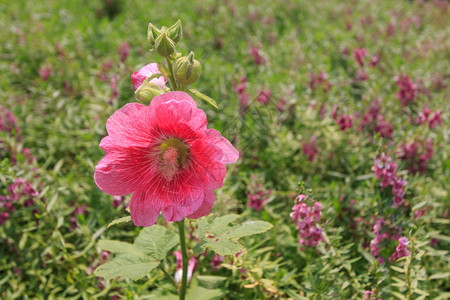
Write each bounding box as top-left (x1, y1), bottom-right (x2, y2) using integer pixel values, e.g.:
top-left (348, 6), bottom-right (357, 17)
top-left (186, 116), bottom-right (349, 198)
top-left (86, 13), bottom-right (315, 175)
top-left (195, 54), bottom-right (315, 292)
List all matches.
top-left (94, 92), bottom-right (239, 226)
top-left (131, 63), bottom-right (166, 91)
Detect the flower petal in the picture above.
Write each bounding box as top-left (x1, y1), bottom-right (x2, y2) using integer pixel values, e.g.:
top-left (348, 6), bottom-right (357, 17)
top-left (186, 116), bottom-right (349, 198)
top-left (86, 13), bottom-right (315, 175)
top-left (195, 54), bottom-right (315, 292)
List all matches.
top-left (129, 187), bottom-right (163, 227)
top-left (187, 189), bottom-right (215, 219)
top-left (131, 63), bottom-right (166, 90)
top-left (161, 188), bottom-right (204, 222)
top-left (105, 103), bottom-right (159, 147)
top-left (206, 129), bottom-right (239, 164)
top-left (150, 91), bottom-right (198, 109)
top-left (94, 136), bottom-right (158, 196)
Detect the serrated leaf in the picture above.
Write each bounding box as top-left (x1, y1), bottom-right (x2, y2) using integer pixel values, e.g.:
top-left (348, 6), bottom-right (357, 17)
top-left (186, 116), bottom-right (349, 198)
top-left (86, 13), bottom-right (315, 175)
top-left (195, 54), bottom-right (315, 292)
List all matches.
top-left (99, 240), bottom-right (144, 257)
top-left (208, 239), bottom-right (244, 256)
top-left (209, 214), bottom-right (240, 236)
top-left (134, 225), bottom-right (178, 260)
top-left (195, 214), bottom-right (272, 256)
top-left (225, 221), bottom-right (274, 239)
top-left (193, 241), bottom-right (207, 255)
top-left (96, 225), bottom-right (177, 281)
top-left (107, 216), bottom-right (132, 228)
top-left (94, 256), bottom-right (159, 280)
top-left (188, 89), bottom-right (218, 109)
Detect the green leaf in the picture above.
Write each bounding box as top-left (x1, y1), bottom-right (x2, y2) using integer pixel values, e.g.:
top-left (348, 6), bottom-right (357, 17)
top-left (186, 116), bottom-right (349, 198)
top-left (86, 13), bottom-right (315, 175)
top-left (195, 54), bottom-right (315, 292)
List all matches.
top-left (435, 292), bottom-right (450, 300)
top-left (95, 225), bottom-right (177, 281)
top-left (209, 214), bottom-right (240, 236)
top-left (98, 240), bottom-right (144, 257)
top-left (188, 89), bottom-right (218, 109)
top-left (107, 216), bottom-right (132, 228)
top-left (194, 214), bottom-right (273, 256)
top-left (196, 275), bottom-right (227, 289)
top-left (134, 225), bottom-right (178, 260)
top-left (186, 284), bottom-right (224, 300)
top-left (225, 221), bottom-right (274, 239)
top-left (430, 233), bottom-right (450, 243)
top-left (412, 200), bottom-right (428, 211)
top-left (208, 239), bottom-right (244, 256)
top-left (429, 272), bottom-right (450, 280)
top-left (357, 244), bottom-right (375, 264)
top-left (391, 266), bottom-right (405, 273)
top-left (391, 291), bottom-right (407, 300)
top-left (94, 256), bottom-right (159, 280)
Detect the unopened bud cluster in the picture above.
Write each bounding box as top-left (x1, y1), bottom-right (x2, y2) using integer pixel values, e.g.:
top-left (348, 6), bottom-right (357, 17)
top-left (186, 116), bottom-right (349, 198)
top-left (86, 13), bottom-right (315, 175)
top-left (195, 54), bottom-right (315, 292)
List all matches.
top-left (146, 20), bottom-right (202, 88)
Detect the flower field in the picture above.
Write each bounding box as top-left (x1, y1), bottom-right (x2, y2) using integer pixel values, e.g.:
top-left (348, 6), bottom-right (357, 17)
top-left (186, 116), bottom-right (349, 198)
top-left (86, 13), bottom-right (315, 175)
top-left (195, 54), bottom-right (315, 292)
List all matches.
top-left (0, 0), bottom-right (449, 299)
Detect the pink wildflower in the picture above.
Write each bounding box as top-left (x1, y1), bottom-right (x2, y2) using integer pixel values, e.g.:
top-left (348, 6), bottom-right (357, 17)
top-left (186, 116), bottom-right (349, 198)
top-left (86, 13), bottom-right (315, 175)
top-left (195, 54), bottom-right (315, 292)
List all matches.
top-left (233, 76), bottom-right (251, 115)
top-left (249, 46), bottom-right (266, 65)
top-left (112, 195), bottom-right (126, 208)
top-left (174, 251), bottom-right (198, 284)
top-left (396, 74), bottom-right (417, 107)
top-left (428, 111), bottom-right (442, 129)
top-left (247, 176), bottom-right (271, 211)
top-left (302, 136), bottom-right (319, 161)
top-left (337, 114), bottom-right (353, 131)
top-left (356, 69), bottom-right (368, 81)
top-left (117, 42), bottom-right (130, 63)
top-left (353, 47), bottom-right (368, 67)
top-left (398, 139), bottom-right (434, 174)
top-left (389, 237), bottom-right (410, 262)
top-left (131, 63), bottom-right (166, 91)
top-left (210, 254), bottom-right (224, 271)
top-left (39, 66), bottom-right (52, 81)
top-left (369, 55), bottom-right (380, 67)
top-left (94, 92), bottom-right (239, 226)
top-left (257, 88), bottom-right (271, 105)
top-left (290, 195), bottom-right (323, 248)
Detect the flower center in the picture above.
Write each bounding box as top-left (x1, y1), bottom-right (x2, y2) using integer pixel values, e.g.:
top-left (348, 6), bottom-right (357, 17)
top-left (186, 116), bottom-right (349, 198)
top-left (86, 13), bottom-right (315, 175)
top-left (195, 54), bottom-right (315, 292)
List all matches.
top-left (159, 138), bottom-right (189, 180)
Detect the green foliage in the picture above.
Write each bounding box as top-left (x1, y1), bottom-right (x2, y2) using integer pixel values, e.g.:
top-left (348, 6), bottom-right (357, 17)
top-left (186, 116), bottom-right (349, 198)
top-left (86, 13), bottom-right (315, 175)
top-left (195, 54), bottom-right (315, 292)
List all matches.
top-left (0, 0), bottom-right (449, 298)
top-left (95, 225), bottom-right (178, 280)
top-left (193, 214), bottom-right (273, 255)
top-left (188, 89), bottom-right (218, 109)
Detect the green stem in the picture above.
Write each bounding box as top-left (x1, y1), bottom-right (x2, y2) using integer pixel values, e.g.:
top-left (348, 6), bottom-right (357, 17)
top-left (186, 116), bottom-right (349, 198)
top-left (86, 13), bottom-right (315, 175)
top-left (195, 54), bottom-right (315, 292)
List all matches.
top-left (165, 57), bottom-right (178, 91)
top-left (177, 219), bottom-right (188, 300)
top-left (159, 261), bottom-right (177, 288)
top-left (406, 238), bottom-right (414, 300)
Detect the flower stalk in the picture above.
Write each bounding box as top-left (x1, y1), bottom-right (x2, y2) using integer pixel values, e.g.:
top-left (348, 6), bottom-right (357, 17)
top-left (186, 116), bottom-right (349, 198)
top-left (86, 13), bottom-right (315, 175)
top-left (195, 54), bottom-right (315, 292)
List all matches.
top-left (177, 219), bottom-right (188, 300)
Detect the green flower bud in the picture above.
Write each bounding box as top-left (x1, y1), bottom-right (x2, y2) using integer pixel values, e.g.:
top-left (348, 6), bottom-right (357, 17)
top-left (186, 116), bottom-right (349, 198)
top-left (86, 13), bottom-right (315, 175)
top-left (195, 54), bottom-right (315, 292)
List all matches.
top-left (147, 23), bottom-right (161, 47)
top-left (174, 52), bottom-right (202, 86)
top-left (168, 19), bottom-right (183, 43)
top-left (155, 31), bottom-right (176, 57)
top-left (135, 82), bottom-right (163, 104)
